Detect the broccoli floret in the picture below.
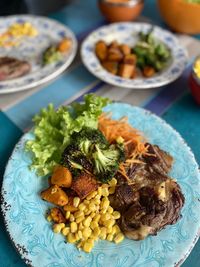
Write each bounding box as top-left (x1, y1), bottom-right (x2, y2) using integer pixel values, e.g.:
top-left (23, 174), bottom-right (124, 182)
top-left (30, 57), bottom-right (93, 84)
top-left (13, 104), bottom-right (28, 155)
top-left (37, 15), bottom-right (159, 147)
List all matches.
top-left (71, 127), bottom-right (108, 155)
top-left (92, 143), bottom-right (125, 183)
top-left (61, 143), bottom-right (92, 177)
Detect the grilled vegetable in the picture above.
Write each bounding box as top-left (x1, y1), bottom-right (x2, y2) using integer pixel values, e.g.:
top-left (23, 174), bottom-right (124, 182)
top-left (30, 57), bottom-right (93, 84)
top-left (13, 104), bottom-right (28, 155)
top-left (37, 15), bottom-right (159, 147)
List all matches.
top-left (95, 40), bottom-right (108, 61)
top-left (50, 207), bottom-right (66, 223)
top-left (41, 185), bottom-right (68, 206)
top-left (51, 165), bottom-right (72, 187)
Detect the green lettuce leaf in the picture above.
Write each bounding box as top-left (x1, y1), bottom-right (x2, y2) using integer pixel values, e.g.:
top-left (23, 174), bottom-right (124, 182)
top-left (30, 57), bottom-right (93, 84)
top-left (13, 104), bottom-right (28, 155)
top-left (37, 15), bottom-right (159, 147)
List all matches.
top-left (25, 94), bottom-right (110, 176)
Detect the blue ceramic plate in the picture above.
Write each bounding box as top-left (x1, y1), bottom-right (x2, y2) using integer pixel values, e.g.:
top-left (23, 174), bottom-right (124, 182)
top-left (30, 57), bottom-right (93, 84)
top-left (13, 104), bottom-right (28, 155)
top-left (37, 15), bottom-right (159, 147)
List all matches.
top-left (0, 15), bottom-right (77, 94)
top-left (81, 23), bottom-right (188, 89)
top-left (1, 103), bottom-right (200, 267)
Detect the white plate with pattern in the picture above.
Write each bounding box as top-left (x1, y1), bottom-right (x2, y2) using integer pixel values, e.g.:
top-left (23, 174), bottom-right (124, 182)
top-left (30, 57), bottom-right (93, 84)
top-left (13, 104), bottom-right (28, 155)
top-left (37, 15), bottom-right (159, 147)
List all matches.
top-left (0, 15), bottom-right (77, 94)
top-left (81, 22), bottom-right (188, 89)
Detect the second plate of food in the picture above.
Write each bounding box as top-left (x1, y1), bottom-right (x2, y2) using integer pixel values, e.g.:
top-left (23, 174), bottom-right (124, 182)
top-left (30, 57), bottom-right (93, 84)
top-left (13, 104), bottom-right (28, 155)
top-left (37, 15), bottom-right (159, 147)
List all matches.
top-left (81, 22), bottom-right (188, 89)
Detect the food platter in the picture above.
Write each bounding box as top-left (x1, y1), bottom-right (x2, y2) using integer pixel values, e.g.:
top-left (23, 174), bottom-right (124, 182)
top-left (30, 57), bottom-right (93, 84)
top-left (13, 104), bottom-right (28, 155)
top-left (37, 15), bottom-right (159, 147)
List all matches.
top-left (1, 103), bottom-right (200, 267)
top-left (81, 22), bottom-right (188, 89)
top-left (0, 15), bottom-right (77, 94)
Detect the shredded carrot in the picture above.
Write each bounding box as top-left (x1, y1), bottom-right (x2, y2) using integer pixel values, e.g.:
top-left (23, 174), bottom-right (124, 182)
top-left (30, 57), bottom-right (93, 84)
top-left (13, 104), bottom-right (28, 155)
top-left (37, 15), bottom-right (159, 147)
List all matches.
top-left (98, 113), bottom-right (153, 177)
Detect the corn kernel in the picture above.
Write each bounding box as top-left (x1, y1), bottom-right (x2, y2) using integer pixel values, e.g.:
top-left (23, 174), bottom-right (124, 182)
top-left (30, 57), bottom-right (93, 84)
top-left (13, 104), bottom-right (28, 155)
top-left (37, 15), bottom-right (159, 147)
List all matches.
top-left (47, 215), bottom-right (52, 222)
top-left (76, 215), bottom-right (85, 224)
top-left (73, 197), bottom-right (80, 208)
top-left (109, 187), bottom-right (116, 194)
top-left (107, 206), bottom-right (114, 214)
top-left (101, 197), bottom-right (110, 210)
top-left (83, 217), bottom-right (92, 227)
top-left (90, 212), bottom-right (96, 218)
top-left (82, 227), bottom-right (92, 239)
top-left (53, 224), bottom-right (62, 233)
top-left (83, 241), bottom-right (94, 253)
top-left (100, 208), bottom-right (107, 214)
top-left (87, 238), bottom-right (95, 244)
top-left (74, 210), bottom-right (84, 218)
top-left (88, 203), bottom-right (96, 211)
top-left (79, 203), bottom-right (86, 211)
top-left (97, 187), bottom-right (102, 196)
top-left (114, 233), bottom-right (124, 244)
top-left (101, 187), bottom-right (109, 197)
top-left (70, 222), bottom-right (78, 233)
top-left (109, 178), bottom-right (117, 187)
top-left (75, 232), bottom-right (80, 241)
top-left (106, 227), bottom-right (112, 234)
top-left (77, 241), bottom-right (84, 249)
top-left (67, 233), bottom-right (76, 243)
top-left (95, 194), bottom-right (101, 200)
top-left (93, 227), bottom-right (100, 237)
top-left (70, 214), bottom-right (75, 222)
top-left (85, 209), bottom-right (91, 216)
top-left (113, 211), bottom-right (121, 219)
top-left (65, 211), bottom-right (70, 219)
top-left (90, 221), bottom-right (99, 230)
top-left (93, 214), bottom-right (101, 223)
top-left (77, 230), bottom-right (83, 239)
top-left (101, 213), bottom-right (110, 221)
top-left (112, 225), bottom-right (121, 234)
top-left (99, 227), bottom-right (107, 240)
top-left (104, 219), bottom-right (115, 228)
top-left (62, 227), bottom-right (70, 236)
top-left (83, 200), bottom-right (89, 205)
top-left (79, 222), bottom-right (84, 230)
top-left (86, 191), bottom-right (97, 200)
top-left (107, 234), bottom-right (114, 242)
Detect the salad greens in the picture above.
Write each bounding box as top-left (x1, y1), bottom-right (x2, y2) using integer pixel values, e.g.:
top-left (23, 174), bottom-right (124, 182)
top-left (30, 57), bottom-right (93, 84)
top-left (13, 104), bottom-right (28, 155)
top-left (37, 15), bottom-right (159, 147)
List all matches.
top-left (26, 94), bottom-right (110, 176)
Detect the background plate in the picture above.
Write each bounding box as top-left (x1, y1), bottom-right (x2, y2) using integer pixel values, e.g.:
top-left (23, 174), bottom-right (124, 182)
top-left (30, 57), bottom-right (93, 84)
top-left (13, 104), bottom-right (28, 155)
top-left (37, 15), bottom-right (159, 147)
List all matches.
top-left (1, 103), bottom-right (200, 267)
top-left (81, 23), bottom-right (188, 89)
top-left (0, 15), bottom-right (77, 94)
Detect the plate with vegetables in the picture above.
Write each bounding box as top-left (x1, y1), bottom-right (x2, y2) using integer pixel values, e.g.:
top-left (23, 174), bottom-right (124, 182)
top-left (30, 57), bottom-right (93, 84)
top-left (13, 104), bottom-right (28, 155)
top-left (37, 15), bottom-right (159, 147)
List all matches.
top-left (0, 15), bottom-right (77, 94)
top-left (81, 22), bottom-right (188, 89)
top-left (1, 94), bottom-right (200, 267)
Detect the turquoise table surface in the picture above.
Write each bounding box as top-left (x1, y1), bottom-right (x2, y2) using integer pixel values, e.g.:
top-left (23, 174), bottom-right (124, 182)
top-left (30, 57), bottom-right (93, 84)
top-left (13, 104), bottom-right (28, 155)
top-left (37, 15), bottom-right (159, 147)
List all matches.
top-left (0, 1), bottom-right (200, 267)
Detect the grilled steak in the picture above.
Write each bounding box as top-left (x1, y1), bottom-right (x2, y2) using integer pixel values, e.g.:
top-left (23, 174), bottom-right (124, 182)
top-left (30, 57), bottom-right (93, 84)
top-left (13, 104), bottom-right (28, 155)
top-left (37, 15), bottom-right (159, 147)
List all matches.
top-left (0, 57), bottom-right (31, 81)
top-left (110, 144), bottom-right (185, 240)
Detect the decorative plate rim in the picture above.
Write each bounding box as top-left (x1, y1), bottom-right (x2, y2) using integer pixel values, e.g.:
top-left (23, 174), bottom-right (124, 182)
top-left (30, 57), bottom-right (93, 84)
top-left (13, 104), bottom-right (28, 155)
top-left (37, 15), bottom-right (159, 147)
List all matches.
top-left (1, 104), bottom-right (200, 267)
top-left (0, 15), bottom-right (78, 94)
top-left (81, 22), bottom-right (188, 89)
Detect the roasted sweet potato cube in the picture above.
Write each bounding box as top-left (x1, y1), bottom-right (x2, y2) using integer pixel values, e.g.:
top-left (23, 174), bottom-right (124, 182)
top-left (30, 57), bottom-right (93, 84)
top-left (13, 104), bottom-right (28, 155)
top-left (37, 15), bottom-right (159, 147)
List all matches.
top-left (120, 44), bottom-right (131, 56)
top-left (71, 172), bottom-right (98, 199)
top-left (63, 196), bottom-right (78, 212)
top-left (109, 41), bottom-right (119, 49)
top-left (95, 40), bottom-right (108, 61)
top-left (143, 66), bottom-right (155, 78)
top-left (50, 207), bottom-right (66, 223)
top-left (118, 64), bottom-right (135, 79)
top-left (123, 54), bottom-right (137, 65)
top-left (107, 47), bottom-right (123, 62)
top-left (41, 185), bottom-right (68, 206)
top-left (51, 165), bottom-right (72, 188)
top-left (102, 61), bottom-right (118, 75)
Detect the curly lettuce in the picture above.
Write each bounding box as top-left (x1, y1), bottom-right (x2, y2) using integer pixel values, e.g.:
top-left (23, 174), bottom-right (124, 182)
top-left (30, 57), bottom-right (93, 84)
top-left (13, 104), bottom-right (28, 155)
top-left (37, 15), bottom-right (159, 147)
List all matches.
top-left (25, 94), bottom-right (110, 176)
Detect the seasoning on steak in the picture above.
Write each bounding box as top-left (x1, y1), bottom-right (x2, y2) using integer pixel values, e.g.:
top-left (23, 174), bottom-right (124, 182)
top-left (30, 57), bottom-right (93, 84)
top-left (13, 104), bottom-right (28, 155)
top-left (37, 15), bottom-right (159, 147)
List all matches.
top-left (0, 57), bottom-right (31, 81)
top-left (110, 144), bottom-right (185, 240)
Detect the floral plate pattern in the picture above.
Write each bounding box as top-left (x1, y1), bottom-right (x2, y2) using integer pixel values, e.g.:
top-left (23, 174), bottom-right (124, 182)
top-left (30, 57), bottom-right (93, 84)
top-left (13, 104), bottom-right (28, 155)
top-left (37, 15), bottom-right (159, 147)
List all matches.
top-left (81, 23), bottom-right (188, 89)
top-left (0, 15), bottom-right (77, 94)
top-left (1, 103), bottom-right (200, 267)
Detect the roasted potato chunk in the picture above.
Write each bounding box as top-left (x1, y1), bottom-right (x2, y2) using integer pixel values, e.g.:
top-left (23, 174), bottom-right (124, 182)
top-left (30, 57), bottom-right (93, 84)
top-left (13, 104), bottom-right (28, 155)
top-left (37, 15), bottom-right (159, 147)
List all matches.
top-left (120, 44), bottom-right (131, 56)
top-left (95, 40), bottom-right (107, 61)
top-left (51, 165), bottom-right (72, 188)
top-left (107, 47), bottom-right (123, 62)
top-left (50, 207), bottom-right (66, 223)
top-left (109, 40), bottom-right (119, 49)
top-left (63, 196), bottom-right (78, 212)
top-left (123, 54), bottom-right (137, 65)
top-left (71, 172), bottom-right (98, 199)
top-left (41, 185), bottom-right (68, 206)
top-left (118, 64), bottom-right (135, 79)
top-left (58, 38), bottom-right (72, 53)
top-left (102, 61), bottom-right (118, 75)
top-left (143, 66), bottom-right (155, 77)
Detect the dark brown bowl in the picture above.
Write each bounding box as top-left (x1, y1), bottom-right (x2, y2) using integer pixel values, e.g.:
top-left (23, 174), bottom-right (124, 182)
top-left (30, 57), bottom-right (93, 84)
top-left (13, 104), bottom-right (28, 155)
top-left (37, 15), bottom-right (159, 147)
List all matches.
top-left (98, 0), bottom-right (144, 23)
